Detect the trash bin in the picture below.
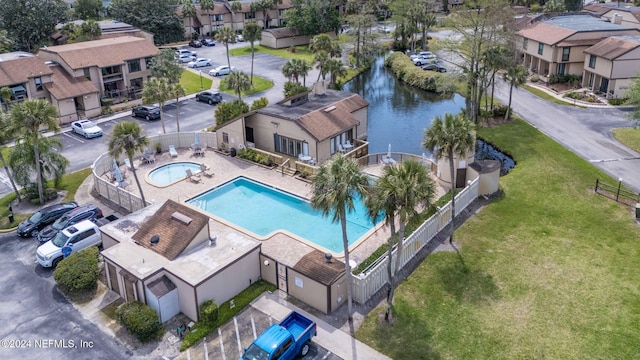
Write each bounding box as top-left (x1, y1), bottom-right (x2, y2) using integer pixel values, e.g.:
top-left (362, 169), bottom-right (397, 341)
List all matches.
top-left (636, 203), bottom-right (640, 219)
top-left (8, 212), bottom-right (14, 224)
top-left (230, 148), bottom-right (236, 157)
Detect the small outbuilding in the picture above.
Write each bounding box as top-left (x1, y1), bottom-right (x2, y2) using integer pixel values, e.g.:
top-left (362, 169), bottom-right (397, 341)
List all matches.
top-left (468, 160), bottom-right (501, 196)
top-left (260, 28), bottom-right (311, 49)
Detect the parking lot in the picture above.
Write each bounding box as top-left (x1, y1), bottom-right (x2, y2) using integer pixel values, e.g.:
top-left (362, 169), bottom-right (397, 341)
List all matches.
top-left (178, 306), bottom-right (341, 360)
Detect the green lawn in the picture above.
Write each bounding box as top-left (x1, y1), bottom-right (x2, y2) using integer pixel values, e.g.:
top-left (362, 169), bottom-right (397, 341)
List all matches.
top-left (522, 84), bottom-right (586, 108)
top-left (180, 70), bottom-right (213, 94)
top-left (220, 76), bottom-right (274, 97)
top-left (612, 127), bottom-right (640, 153)
top-left (356, 119), bottom-right (640, 359)
top-left (228, 45), bottom-right (315, 62)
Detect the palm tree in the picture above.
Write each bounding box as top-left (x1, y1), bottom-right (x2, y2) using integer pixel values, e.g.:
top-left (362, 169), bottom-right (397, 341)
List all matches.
top-left (503, 64), bottom-right (527, 121)
top-left (325, 59), bottom-right (346, 88)
top-left (226, 71), bottom-right (251, 101)
top-left (182, 0), bottom-right (198, 38)
top-left (230, 1), bottom-right (243, 31)
top-left (169, 83), bottom-right (186, 132)
top-left (281, 60), bottom-right (296, 83)
top-left (215, 26), bottom-right (236, 69)
top-left (423, 113), bottom-right (476, 245)
top-left (80, 20), bottom-right (101, 40)
top-left (314, 51), bottom-right (330, 81)
top-left (292, 59), bottom-right (311, 87)
top-left (8, 100), bottom-right (60, 204)
top-left (200, 0), bottom-right (215, 36)
top-left (367, 160), bottom-right (435, 321)
top-left (10, 136), bottom-right (69, 197)
top-left (142, 78), bottom-right (171, 134)
top-left (0, 110), bottom-right (20, 199)
top-left (243, 23), bottom-right (262, 85)
top-left (250, 0), bottom-right (272, 29)
top-left (310, 34), bottom-right (339, 56)
top-left (0, 86), bottom-right (12, 111)
top-left (311, 154), bottom-right (369, 326)
top-left (108, 121), bottom-right (150, 205)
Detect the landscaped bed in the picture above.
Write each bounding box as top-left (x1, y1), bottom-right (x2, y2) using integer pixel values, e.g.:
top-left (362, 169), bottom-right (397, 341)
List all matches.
top-left (356, 119), bottom-right (640, 359)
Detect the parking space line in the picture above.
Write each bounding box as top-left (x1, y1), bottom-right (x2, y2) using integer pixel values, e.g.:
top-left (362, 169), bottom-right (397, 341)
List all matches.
top-left (186, 348), bottom-right (191, 360)
top-left (63, 132), bottom-right (85, 143)
top-left (251, 317), bottom-right (257, 339)
top-left (218, 329), bottom-right (226, 360)
top-left (322, 352), bottom-right (332, 359)
top-left (204, 338), bottom-right (209, 360)
top-left (234, 316), bottom-right (242, 354)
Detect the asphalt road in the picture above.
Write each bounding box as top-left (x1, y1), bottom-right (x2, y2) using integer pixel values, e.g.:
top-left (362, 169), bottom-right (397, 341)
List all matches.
top-left (0, 232), bottom-right (132, 359)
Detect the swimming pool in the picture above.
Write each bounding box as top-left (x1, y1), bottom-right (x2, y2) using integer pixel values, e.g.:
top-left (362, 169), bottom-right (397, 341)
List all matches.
top-left (187, 177), bottom-right (377, 254)
top-left (147, 162), bottom-right (202, 187)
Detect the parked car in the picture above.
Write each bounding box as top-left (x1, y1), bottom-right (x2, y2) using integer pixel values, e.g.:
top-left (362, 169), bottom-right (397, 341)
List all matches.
top-left (195, 91), bottom-right (223, 105)
top-left (187, 58), bottom-right (212, 68)
top-left (17, 202), bottom-right (78, 238)
top-left (189, 39), bottom-right (202, 48)
top-left (36, 220), bottom-right (102, 268)
top-left (410, 51), bottom-right (433, 60)
top-left (202, 38), bottom-right (216, 46)
top-left (37, 204), bottom-right (103, 244)
top-left (241, 311), bottom-right (316, 360)
top-left (412, 54), bottom-right (437, 66)
top-left (176, 49), bottom-right (196, 57)
top-left (132, 105), bottom-right (161, 120)
top-left (71, 119), bottom-right (103, 138)
top-left (177, 54), bottom-right (197, 63)
top-left (209, 65), bottom-right (234, 76)
top-left (236, 34), bottom-right (244, 42)
top-left (423, 63), bottom-right (447, 73)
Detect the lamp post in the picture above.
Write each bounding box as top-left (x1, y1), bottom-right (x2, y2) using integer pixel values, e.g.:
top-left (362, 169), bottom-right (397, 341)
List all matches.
top-left (199, 71), bottom-right (203, 90)
top-left (616, 178), bottom-right (623, 202)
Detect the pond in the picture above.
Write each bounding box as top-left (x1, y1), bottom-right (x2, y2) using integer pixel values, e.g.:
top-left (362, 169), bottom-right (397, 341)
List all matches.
top-left (344, 53), bottom-right (466, 156)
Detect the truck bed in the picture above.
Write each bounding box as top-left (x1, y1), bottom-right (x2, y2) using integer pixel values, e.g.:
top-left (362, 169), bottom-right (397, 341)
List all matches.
top-left (279, 312), bottom-right (314, 342)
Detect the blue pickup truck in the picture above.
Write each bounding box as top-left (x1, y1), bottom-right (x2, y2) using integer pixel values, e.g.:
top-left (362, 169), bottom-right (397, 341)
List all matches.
top-left (240, 311), bottom-right (317, 360)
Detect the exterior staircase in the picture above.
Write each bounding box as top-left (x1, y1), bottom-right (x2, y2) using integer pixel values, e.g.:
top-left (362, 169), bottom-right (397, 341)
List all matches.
top-left (278, 159), bottom-right (297, 176)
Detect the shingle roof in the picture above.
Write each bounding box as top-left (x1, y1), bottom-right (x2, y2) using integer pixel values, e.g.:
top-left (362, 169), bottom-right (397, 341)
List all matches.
top-left (263, 28), bottom-right (300, 39)
top-left (584, 35), bottom-right (640, 60)
top-left (44, 65), bottom-right (99, 100)
top-left (292, 250), bottom-right (345, 286)
top-left (518, 22), bottom-right (577, 45)
top-left (38, 36), bottom-right (158, 69)
top-left (0, 57), bottom-right (53, 87)
top-left (131, 200), bottom-right (209, 261)
top-left (583, 3), bottom-right (614, 16)
top-left (147, 275), bottom-right (176, 297)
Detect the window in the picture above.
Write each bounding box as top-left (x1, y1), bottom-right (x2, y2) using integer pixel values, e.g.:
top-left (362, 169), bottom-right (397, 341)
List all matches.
top-left (145, 57), bottom-right (153, 69)
top-left (83, 68), bottom-right (91, 80)
top-left (222, 132), bottom-right (229, 144)
top-left (330, 129), bottom-right (353, 155)
top-left (557, 63), bottom-right (566, 75)
top-left (127, 59), bottom-right (141, 73)
top-left (130, 78), bottom-right (143, 90)
top-left (245, 12), bottom-right (255, 19)
top-left (588, 55), bottom-right (596, 68)
top-left (212, 14), bottom-right (224, 22)
top-left (273, 134), bottom-right (307, 156)
top-left (211, 24), bottom-right (225, 31)
top-left (34, 77), bottom-right (43, 91)
top-left (537, 43), bottom-right (543, 55)
top-left (523, 38), bottom-right (528, 50)
top-left (562, 47), bottom-right (570, 62)
top-left (102, 65), bottom-right (121, 76)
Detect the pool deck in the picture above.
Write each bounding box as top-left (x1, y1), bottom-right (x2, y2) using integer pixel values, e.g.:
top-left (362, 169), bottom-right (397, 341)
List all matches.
top-left (114, 147), bottom-right (445, 267)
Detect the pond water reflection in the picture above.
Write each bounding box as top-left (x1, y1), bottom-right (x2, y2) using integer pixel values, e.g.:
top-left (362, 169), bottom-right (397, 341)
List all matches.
top-left (344, 53), bottom-right (466, 155)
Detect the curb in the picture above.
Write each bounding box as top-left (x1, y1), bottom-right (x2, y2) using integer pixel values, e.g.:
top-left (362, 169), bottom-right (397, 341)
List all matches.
top-left (0, 226), bottom-right (18, 233)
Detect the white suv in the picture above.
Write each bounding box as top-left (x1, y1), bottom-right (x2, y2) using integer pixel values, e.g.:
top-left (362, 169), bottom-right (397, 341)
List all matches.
top-left (36, 220), bottom-right (102, 268)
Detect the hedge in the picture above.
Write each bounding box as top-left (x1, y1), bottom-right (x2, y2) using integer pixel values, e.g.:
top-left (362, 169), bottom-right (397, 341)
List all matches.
top-left (116, 301), bottom-right (163, 342)
top-left (53, 246), bottom-right (100, 295)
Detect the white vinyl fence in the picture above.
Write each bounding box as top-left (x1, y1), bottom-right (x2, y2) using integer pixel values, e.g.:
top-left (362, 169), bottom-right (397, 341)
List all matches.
top-left (352, 178), bottom-right (479, 304)
top-left (91, 132), bottom-right (217, 213)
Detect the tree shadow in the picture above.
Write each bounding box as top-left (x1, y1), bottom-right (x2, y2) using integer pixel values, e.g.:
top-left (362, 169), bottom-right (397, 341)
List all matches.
top-left (436, 260), bottom-right (500, 305)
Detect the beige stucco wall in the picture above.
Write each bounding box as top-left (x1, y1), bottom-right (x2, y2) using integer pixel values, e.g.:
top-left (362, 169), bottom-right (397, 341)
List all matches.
top-left (182, 226), bottom-right (210, 254)
top-left (57, 98), bottom-right (78, 124)
top-left (195, 247), bottom-right (261, 320)
top-left (612, 48), bottom-right (640, 78)
top-left (260, 254), bottom-right (278, 286)
top-left (353, 107), bottom-right (368, 140)
top-left (287, 268), bottom-right (329, 314)
top-left (436, 150), bottom-right (475, 189)
top-left (602, 11), bottom-right (640, 29)
top-left (247, 113), bottom-right (310, 152)
top-left (83, 92), bottom-right (102, 118)
top-left (101, 231), bottom-right (120, 250)
top-left (587, 56), bottom-right (613, 78)
top-left (260, 33), bottom-right (312, 49)
top-left (328, 274), bottom-right (346, 313)
top-left (216, 117), bottom-right (245, 150)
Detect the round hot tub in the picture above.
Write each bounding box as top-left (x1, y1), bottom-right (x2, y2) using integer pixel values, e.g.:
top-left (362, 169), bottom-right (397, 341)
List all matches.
top-left (146, 161), bottom-right (202, 187)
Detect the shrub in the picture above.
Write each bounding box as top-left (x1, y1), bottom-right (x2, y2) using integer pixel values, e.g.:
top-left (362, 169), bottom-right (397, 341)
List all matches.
top-left (284, 81), bottom-right (309, 98)
top-left (116, 301), bottom-right (163, 342)
top-left (530, 75), bottom-right (540, 82)
top-left (250, 97), bottom-right (269, 111)
top-left (608, 98), bottom-right (627, 106)
top-left (53, 246), bottom-right (99, 295)
top-left (565, 91), bottom-right (582, 100)
top-left (199, 299), bottom-right (219, 325)
top-left (215, 99), bottom-right (249, 126)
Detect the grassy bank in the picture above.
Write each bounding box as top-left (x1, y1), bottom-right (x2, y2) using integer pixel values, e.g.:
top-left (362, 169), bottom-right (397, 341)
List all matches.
top-left (356, 119), bottom-right (640, 359)
top-left (228, 45), bottom-right (314, 62)
top-left (612, 127), bottom-right (640, 153)
top-left (220, 76), bottom-right (274, 97)
top-left (521, 84), bottom-right (585, 107)
top-left (180, 70), bottom-right (213, 94)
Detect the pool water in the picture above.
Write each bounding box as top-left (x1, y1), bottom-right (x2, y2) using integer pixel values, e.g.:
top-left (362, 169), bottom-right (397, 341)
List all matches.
top-left (148, 162), bottom-right (202, 186)
top-left (187, 177), bottom-right (376, 254)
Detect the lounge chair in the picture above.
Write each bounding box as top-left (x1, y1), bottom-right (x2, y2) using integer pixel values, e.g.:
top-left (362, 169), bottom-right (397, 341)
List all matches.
top-left (124, 158), bottom-right (138, 170)
top-left (186, 169), bottom-right (202, 183)
top-left (169, 145), bottom-right (178, 157)
top-left (200, 164), bottom-right (214, 178)
top-left (146, 154), bottom-right (156, 164)
top-left (337, 144), bottom-right (345, 153)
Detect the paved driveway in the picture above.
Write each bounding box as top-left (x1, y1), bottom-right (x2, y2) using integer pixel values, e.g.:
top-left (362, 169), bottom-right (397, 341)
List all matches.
top-left (0, 232), bottom-right (132, 359)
